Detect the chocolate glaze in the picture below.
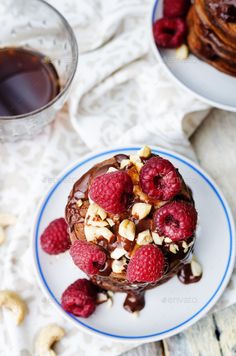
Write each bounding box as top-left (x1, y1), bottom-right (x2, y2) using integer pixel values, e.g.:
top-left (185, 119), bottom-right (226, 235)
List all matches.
top-left (66, 153), bottom-right (199, 313)
top-left (178, 262), bottom-right (202, 284)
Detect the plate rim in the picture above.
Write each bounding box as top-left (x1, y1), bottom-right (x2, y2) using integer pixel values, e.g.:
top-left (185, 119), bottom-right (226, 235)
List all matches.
top-left (32, 145), bottom-right (236, 342)
top-left (150, 0), bottom-right (236, 113)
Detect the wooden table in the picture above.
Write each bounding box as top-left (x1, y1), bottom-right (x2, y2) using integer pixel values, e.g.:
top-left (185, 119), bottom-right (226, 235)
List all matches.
top-left (121, 109), bottom-right (236, 356)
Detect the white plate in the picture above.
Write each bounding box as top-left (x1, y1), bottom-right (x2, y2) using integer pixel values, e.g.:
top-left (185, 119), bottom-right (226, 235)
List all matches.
top-left (150, 0), bottom-right (236, 112)
top-left (32, 146), bottom-right (235, 342)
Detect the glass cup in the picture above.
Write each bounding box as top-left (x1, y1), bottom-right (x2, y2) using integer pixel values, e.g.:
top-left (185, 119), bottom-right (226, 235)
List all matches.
top-left (0, 0), bottom-right (78, 141)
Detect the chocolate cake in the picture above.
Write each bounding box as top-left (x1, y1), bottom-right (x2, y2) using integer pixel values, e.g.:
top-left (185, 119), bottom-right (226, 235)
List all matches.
top-left (65, 146), bottom-right (201, 313)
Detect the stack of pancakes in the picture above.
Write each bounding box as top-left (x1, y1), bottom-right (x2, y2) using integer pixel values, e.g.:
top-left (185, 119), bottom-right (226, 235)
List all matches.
top-left (187, 0), bottom-right (236, 76)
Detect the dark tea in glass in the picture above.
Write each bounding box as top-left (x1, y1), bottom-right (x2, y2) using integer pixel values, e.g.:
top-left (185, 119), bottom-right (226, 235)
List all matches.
top-left (0, 47), bottom-right (60, 117)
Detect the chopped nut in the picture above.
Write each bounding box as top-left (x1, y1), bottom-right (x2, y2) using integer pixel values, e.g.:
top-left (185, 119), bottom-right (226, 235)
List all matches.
top-left (94, 227), bottom-right (113, 241)
top-left (84, 226), bottom-right (113, 242)
top-left (0, 226), bottom-right (6, 245)
top-left (87, 203), bottom-right (107, 221)
top-left (118, 219), bottom-right (135, 241)
top-left (107, 167), bottom-right (118, 173)
top-left (164, 237), bottom-right (172, 244)
top-left (130, 243), bottom-right (140, 257)
top-left (120, 159), bottom-right (131, 169)
top-left (107, 298), bottom-right (113, 308)
top-left (133, 185), bottom-right (149, 203)
top-left (131, 203), bottom-right (152, 220)
top-left (110, 247), bottom-right (127, 259)
top-left (76, 199), bottom-right (83, 208)
top-left (97, 293), bottom-right (108, 303)
top-left (176, 44), bottom-right (189, 60)
top-left (0, 213), bottom-right (17, 227)
top-left (129, 154), bottom-right (144, 172)
top-left (136, 230), bottom-right (153, 245)
top-left (85, 202), bottom-right (108, 227)
top-left (138, 145), bottom-right (151, 158)
top-left (190, 257), bottom-right (202, 277)
top-left (89, 220), bottom-right (109, 227)
top-left (169, 243), bottom-right (179, 254)
top-left (107, 291), bottom-right (114, 298)
top-left (154, 201), bottom-right (167, 209)
top-left (112, 258), bottom-right (126, 273)
top-left (84, 226), bottom-right (97, 242)
top-left (107, 218), bottom-right (115, 227)
top-left (182, 241), bottom-right (189, 253)
top-left (113, 215), bottom-right (120, 222)
top-left (152, 232), bottom-right (164, 245)
top-left (182, 240), bottom-right (194, 253)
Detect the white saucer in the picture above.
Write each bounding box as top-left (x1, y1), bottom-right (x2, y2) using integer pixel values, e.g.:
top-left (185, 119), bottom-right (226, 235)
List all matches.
top-left (150, 0), bottom-right (236, 112)
top-left (32, 146), bottom-right (235, 342)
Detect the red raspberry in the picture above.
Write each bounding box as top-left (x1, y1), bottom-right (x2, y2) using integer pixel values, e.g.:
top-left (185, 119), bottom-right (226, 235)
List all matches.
top-left (154, 201), bottom-right (197, 241)
top-left (140, 156), bottom-right (181, 201)
top-left (40, 218), bottom-right (71, 255)
top-left (127, 245), bottom-right (165, 283)
top-left (70, 240), bottom-right (107, 275)
top-left (164, 0), bottom-right (191, 18)
top-left (153, 18), bottom-right (187, 48)
top-left (89, 171), bottom-right (133, 214)
top-left (61, 279), bottom-right (97, 318)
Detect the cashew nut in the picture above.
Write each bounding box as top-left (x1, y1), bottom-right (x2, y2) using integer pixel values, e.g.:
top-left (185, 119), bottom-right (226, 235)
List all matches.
top-left (35, 324), bottom-right (65, 356)
top-left (0, 213), bottom-right (17, 227)
top-left (0, 290), bottom-right (27, 325)
top-left (0, 226), bottom-right (6, 245)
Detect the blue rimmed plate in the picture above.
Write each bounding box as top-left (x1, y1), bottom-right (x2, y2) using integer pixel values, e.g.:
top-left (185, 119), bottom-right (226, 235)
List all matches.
top-left (32, 146), bottom-right (235, 342)
top-left (150, 0), bottom-right (236, 112)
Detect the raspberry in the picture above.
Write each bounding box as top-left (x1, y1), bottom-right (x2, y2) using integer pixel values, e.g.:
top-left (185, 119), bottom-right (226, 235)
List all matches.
top-left (153, 18), bottom-right (187, 48)
top-left (61, 279), bottom-right (97, 318)
top-left (40, 218), bottom-right (71, 255)
top-left (70, 240), bottom-right (107, 275)
top-left (163, 0), bottom-right (191, 18)
top-left (127, 245), bottom-right (165, 283)
top-left (89, 171), bottom-right (133, 214)
top-left (140, 156), bottom-right (181, 200)
top-left (154, 201), bottom-right (197, 241)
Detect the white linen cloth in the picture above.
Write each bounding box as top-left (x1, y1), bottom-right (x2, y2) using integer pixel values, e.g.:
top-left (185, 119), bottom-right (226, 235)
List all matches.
top-left (0, 0), bottom-right (235, 355)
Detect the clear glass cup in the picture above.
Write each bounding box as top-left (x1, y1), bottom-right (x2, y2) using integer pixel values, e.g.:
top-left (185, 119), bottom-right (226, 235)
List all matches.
top-left (0, 0), bottom-right (78, 141)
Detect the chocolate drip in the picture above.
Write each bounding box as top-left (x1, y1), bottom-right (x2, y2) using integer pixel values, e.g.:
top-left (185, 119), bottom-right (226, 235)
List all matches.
top-left (124, 291), bottom-right (145, 313)
top-left (177, 263), bottom-right (202, 284)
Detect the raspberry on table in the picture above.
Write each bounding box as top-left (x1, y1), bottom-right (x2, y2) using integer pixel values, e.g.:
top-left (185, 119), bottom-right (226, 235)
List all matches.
top-left (154, 201), bottom-right (197, 241)
top-left (140, 156), bottom-right (182, 200)
top-left (127, 244), bottom-right (165, 283)
top-left (89, 171), bottom-right (133, 214)
top-left (153, 18), bottom-right (187, 48)
top-left (70, 240), bottom-right (107, 275)
top-left (40, 218), bottom-right (71, 255)
top-left (61, 279), bottom-right (97, 318)
top-left (163, 0), bottom-right (191, 18)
